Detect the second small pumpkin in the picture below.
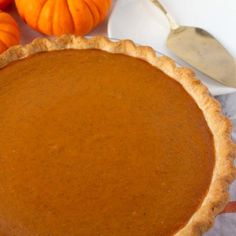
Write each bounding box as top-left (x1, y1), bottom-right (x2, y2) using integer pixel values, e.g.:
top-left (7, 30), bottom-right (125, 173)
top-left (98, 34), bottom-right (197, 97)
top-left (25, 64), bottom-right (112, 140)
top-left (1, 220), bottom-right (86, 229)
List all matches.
top-left (15, 0), bottom-right (111, 36)
top-left (0, 11), bottom-right (20, 53)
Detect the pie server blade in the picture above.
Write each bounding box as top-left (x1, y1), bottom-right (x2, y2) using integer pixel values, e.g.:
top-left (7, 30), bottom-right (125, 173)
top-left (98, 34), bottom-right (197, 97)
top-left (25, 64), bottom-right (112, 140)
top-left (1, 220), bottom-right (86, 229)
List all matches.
top-left (151, 0), bottom-right (236, 88)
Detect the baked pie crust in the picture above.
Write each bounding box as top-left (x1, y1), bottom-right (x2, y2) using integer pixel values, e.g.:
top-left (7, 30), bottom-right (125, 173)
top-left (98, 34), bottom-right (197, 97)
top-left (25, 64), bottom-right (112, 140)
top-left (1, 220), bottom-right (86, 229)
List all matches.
top-left (0, 35), bottom-right (235, 236)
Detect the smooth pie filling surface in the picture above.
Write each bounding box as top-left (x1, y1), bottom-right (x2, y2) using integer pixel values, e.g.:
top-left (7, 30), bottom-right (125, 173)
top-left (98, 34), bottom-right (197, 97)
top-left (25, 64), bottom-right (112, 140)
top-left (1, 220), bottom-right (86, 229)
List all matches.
top-left (0, 49), bottom-right (214, 236)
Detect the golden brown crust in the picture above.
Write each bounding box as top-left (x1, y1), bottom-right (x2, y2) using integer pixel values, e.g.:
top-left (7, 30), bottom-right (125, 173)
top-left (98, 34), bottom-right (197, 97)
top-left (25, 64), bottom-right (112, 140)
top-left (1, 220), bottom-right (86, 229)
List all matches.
top-left (0, 35), bottom-right (235, 236)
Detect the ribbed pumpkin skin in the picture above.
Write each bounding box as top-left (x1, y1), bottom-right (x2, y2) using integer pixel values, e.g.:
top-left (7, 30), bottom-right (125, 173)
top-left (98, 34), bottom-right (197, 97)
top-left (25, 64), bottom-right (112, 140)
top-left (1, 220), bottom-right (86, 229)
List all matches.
top-left (0, 11), bottom-right (20, 54)
top-left (0, 0), bottom-right (13, 10)
top-left (15, 0), bottom-right (112, 36)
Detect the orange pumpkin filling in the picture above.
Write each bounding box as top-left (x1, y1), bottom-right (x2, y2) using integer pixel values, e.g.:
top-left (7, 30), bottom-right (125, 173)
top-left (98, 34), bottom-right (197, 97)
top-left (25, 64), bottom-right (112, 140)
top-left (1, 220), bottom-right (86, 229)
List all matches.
top-left (0, 49), bottom-right (215, 236)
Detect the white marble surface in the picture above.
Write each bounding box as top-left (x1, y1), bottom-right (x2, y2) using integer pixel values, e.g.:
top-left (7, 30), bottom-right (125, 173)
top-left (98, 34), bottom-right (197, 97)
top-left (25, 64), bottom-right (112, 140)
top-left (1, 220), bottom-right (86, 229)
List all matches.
top-left (6, 0), bottom-right (236, 235)
top-left (206, 94), bottom-right (236, 235)
top-left (217, 94), bottom-right (236, 143)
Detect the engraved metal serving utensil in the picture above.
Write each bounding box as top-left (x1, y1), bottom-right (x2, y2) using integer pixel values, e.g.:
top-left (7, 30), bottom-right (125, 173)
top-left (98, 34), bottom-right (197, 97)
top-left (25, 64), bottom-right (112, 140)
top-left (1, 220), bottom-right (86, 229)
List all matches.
top-left (151, 0), bottom-right (236, 88)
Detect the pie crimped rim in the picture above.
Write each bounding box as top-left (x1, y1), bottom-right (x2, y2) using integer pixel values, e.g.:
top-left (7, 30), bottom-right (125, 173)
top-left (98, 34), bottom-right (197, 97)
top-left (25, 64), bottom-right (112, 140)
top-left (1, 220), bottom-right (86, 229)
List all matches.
top-left (0, 35), bottom-right (235, 236)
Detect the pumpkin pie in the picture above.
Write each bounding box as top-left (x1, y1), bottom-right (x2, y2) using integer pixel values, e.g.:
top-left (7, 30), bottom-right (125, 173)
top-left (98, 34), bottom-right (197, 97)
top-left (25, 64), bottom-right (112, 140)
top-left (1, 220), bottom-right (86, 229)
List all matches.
top-left (0, 36), bottom-right (235, 236)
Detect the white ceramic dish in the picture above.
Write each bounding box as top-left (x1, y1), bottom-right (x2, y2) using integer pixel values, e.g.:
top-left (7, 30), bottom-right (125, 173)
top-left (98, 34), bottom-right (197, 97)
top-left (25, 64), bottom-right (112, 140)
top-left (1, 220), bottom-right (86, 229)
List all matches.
top-left (108, 0), bottom-right (236, 96)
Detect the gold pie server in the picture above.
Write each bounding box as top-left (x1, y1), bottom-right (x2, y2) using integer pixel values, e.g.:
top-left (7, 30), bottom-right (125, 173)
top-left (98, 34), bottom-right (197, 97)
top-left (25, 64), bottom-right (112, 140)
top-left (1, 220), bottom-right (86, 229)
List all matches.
top-left (151, 0), bottom-right (236, 88)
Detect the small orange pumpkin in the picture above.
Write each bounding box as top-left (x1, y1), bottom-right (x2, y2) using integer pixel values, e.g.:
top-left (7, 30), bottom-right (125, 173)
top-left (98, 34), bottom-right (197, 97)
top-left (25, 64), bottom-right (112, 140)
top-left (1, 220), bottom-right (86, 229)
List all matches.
top-left (0, 11), bottom-right (20, 54)
top-left (15, 0), bottom-right (112, 36)
top-left (0, 0), bottom-right (13, 10)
